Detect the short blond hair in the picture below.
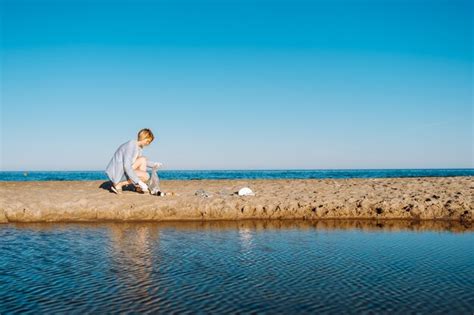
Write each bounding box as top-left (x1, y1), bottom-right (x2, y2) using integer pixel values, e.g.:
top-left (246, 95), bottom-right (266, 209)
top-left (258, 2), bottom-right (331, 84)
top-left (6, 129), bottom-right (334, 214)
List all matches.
top-left (137, 128), bottom-right (154, 142)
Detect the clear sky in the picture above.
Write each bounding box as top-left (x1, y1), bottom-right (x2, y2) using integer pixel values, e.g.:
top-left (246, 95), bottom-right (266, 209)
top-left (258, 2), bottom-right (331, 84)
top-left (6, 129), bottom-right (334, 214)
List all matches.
top-left (1, 0), bottom-right (472, 170)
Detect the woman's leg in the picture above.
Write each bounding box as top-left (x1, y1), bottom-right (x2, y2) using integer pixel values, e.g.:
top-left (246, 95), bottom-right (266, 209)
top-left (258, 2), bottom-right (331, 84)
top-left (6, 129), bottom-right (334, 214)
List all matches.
top-left (114, 178), bottom-right (132, 189)
top-left (133, 156), bottom-right (150, 182)
top-left (112, 157), bottom-right (149, 193)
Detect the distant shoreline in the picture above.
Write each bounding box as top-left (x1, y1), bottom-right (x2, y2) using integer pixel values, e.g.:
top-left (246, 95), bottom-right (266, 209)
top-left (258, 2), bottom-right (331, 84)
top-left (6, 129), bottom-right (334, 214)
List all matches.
top-left (1, 177), bottom-right (472, 224)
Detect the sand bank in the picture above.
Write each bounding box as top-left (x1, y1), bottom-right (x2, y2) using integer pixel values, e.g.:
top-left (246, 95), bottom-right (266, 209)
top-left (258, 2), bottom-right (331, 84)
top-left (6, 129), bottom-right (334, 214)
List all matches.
top-left (0, 177), bottom-right (472, 223)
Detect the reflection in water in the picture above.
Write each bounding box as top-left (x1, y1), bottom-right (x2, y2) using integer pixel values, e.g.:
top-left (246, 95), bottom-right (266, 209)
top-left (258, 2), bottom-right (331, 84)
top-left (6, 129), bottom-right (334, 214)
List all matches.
top-left (108, 224), bottom-right (159, 305)
top-left (1, 220), bottom-right (473, 313)
top-left (9, 219), bottom-right (473, 234)
top-left (238, 225), bottom-right (254, 252)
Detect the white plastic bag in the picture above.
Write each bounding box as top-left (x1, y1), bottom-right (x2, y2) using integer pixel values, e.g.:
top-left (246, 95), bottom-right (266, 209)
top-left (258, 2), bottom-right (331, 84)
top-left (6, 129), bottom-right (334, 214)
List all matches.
top-left (148, 165), bottom-right (161, 195)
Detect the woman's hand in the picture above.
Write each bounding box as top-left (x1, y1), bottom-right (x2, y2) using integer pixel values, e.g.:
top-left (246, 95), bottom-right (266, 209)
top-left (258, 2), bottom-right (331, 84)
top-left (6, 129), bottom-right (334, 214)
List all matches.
top-left (153, 162), bottom-right (163, 168)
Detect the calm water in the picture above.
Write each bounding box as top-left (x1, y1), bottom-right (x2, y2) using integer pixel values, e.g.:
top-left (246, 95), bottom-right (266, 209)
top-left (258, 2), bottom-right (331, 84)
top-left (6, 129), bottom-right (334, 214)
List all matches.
top-left (0, 220), bottom-right (473, 314)
top-left (1, 168), bottom-right (473, 181)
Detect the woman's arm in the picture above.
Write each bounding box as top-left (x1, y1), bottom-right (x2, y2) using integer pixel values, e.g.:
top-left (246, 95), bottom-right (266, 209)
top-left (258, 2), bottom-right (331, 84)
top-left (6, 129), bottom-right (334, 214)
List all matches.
top-left (146, 160), bottom-right (162, 169)
top-left (138, 149), bottom-right (162, 169)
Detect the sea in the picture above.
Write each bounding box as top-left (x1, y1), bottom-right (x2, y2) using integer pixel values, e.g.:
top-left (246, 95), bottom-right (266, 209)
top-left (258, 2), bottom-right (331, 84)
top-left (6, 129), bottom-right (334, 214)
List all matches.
top-left (0, 168), bottom-right (473, 181)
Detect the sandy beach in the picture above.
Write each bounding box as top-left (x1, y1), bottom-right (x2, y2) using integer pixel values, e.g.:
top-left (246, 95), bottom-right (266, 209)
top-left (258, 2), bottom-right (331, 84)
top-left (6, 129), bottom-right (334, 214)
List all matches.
top-left (0, 177), bottom-right (472, 223)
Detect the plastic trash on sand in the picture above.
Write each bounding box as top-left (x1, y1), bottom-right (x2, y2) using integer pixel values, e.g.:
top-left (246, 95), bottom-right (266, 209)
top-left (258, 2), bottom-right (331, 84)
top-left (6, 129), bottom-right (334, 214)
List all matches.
top-left (148, 165), bottom-right (161, 195)
top-left (238, 187), bottom-right (255, 196)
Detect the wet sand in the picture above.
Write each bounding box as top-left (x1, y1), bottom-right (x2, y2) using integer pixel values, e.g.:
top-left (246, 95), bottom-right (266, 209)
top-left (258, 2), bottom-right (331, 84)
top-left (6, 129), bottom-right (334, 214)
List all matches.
top-left (0, 177), bottom-right (472, 223)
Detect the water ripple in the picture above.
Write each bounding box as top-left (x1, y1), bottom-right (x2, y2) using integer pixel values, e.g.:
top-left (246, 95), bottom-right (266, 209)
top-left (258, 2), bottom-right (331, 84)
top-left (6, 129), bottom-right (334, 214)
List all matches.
top-left (0, 221), bottom-right (473, 314)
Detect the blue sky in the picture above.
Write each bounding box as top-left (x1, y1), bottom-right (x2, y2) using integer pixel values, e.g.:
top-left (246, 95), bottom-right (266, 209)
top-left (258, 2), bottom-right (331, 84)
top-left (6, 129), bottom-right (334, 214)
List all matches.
top-left (1, 0), bottom-right (472, 170)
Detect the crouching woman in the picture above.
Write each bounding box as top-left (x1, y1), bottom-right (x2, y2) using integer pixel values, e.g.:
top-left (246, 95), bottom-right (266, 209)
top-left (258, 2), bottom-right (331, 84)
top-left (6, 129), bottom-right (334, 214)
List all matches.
top-left (105, 128), bottom-right (161, 194)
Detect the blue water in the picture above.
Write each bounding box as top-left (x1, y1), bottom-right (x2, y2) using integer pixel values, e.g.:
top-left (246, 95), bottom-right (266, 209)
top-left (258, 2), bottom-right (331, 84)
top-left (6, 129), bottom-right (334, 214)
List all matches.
top-left (0, 169), bottom-right (473, 181)
top-left (0, 220), bottom-right (472, 314)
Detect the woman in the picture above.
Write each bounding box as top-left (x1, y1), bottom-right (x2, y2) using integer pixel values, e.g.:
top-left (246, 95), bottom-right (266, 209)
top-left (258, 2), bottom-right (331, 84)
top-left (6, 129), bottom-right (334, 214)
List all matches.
top-left (106, 128), bottom-right (162, 194)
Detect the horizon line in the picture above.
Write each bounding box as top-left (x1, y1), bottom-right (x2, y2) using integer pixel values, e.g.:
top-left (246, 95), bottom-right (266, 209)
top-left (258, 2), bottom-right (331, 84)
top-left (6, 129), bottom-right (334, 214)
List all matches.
top-left (1, 167), bottom-right (473, 172)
